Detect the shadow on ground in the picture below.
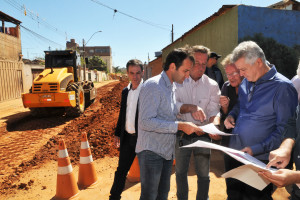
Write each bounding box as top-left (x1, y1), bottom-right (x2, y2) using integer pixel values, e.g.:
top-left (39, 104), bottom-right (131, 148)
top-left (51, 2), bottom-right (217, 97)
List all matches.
top-left (5, 112), bottom-right (74, 132)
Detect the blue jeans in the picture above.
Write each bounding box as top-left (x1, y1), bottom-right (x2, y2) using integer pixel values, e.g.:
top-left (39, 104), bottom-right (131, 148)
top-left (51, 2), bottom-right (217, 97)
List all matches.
top-left (137, 150), bottom-right (173, 200)
top-left (175, 132), bottom-right (210, 200)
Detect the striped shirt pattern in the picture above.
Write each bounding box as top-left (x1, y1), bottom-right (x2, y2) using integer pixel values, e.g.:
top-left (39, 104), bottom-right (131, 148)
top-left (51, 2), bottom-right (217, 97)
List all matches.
top-left (135, 71), bottom-right (178, 160)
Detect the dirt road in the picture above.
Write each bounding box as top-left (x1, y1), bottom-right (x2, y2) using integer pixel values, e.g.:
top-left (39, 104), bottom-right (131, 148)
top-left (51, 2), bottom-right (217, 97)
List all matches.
top-left (0, 80), bottom-right (290, 199)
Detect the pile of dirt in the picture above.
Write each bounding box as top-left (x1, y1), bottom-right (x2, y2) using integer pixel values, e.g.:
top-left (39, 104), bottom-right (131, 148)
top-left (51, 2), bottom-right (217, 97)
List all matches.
top-left (0, 81), bottom-right (128, 195)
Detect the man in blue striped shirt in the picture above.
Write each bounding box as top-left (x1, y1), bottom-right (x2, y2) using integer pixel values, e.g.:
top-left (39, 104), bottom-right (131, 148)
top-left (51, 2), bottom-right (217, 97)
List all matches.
top-left (136, 48), bottom-right (204, 200)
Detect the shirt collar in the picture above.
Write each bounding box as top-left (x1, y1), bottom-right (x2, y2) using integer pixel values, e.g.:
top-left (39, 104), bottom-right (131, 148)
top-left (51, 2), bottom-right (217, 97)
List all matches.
top-left (187, 75), bottom-right (202, 85)
top-left (127, 79), bottom-right (144, 90)
top-left (161, 71), bottom-right (173, 89)
top-left (256, 64), bottom-right (277, 85)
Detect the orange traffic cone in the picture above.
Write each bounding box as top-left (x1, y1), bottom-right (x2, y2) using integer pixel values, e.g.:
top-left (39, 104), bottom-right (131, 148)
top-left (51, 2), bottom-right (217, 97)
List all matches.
top-left (55, 139), bottom-right (79, 200)
top-left (78, 133), bottom-right (98, 188)
top-left (127, 156), bottom-right (140, 182)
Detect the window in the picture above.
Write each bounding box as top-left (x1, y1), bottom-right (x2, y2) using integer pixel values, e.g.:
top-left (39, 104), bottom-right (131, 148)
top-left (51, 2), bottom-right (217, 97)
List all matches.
top-left (95, 48), bottom-right (110, 53)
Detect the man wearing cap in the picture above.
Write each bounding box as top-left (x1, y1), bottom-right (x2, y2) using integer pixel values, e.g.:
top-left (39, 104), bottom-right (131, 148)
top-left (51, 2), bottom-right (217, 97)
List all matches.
top-left (205, 52), bottom-right (224, 89)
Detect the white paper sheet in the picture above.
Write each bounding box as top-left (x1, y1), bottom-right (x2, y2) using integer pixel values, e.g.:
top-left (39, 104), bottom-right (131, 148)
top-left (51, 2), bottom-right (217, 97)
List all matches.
top-left (182, 140), bottom-right (277, 190)
top-left (199, 123), bottom-right (234, 136)
top-left (221, 164), bottom-right (270, 191)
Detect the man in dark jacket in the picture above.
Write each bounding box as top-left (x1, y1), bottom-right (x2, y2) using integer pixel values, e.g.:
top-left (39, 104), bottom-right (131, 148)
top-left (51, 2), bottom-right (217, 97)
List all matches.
top-left (205, 52), bottom-right (224, 89)
top-left (109, 59), bottom-right (144, 200)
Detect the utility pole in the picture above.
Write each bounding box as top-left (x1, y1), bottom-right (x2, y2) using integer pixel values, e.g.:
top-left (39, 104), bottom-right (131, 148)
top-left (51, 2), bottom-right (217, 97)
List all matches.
top-left (171, 24), bottom-right (174, 43)
top-left (83, 38), bottom-right (86, 81)
top-left (82, 30), bottom-right (101, 81)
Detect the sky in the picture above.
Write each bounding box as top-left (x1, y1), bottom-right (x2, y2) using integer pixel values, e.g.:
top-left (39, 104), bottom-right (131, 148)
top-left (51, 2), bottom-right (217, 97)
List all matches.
top-left (1, 0), bottom-right (281, 68)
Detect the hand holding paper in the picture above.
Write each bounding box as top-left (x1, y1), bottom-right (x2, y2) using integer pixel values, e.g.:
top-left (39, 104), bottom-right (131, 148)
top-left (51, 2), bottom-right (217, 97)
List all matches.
top-left (259, 169), bottom-right (300, 188)
top-left (182, 140), bottom-right (277, 190)
top-left (199, 123), bottom-right (233, 136)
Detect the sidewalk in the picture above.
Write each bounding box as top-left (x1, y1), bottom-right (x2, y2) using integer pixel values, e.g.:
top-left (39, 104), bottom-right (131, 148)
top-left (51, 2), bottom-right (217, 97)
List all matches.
top-left (0, 98), bottom-right (29, 124)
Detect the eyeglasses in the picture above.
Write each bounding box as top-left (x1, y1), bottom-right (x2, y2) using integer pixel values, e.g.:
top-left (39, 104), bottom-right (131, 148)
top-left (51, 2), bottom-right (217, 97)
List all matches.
top-left (226, 72), bottom-right (239, 78)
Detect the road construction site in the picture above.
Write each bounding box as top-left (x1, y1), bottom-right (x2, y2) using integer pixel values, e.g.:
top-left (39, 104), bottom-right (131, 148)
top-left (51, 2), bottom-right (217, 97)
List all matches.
top-left (0, 80), bottom-right (290, 200)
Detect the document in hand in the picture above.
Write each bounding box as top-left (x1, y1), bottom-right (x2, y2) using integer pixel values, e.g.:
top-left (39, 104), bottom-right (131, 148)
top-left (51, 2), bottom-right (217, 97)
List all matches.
top-left (199, 123), bottom-right (234, 136)
top-left (182, 140), bottom-right (277, 190)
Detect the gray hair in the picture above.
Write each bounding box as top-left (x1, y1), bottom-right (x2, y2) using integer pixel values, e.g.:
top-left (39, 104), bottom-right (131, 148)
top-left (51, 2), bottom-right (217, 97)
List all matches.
top-left (221, 53), bottom-right (233, 69)
top-left (231, 41), bottom-right (266, 65)
top-left (191, 45), bottom-right (210, 55)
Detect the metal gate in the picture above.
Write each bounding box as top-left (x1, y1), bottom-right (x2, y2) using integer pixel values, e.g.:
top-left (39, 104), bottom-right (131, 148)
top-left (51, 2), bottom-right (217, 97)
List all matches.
top-left (0, 60), bottom-right (23, 102)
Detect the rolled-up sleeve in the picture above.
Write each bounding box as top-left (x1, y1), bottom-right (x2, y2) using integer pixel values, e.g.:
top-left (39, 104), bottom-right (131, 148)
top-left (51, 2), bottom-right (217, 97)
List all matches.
top-left (283, 104), bottom-right (299, 140)
top-left (206, 84), bottom-right (221, 119)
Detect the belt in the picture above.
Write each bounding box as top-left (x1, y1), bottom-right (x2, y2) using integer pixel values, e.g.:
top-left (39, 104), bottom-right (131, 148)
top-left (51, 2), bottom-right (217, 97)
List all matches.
top-left (125, 131), bottom-right (136, 136)
top-left (177, 130), bottom-right (210, 147)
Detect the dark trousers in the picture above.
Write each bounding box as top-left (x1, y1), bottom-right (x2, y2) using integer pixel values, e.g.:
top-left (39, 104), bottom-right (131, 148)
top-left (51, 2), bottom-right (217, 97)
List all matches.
top-left (109, 132), bottom-right (137, 200)
top-left (224, 154), bottom-right (273, 200)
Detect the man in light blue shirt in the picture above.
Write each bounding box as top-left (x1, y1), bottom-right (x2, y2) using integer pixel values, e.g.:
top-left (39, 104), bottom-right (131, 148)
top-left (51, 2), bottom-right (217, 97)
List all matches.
top-left (136, 48), bottom-right (204, 200)
top-left (224, 41), bottom-right (298, 200)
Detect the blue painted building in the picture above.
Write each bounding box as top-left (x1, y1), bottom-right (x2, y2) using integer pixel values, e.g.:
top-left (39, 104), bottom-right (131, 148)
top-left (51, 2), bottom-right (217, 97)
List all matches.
top-left (238, 5), bottom-right (300, 47)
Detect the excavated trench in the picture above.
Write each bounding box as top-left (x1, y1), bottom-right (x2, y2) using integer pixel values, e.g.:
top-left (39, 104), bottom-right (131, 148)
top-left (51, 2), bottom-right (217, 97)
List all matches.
top-left (0, 81), bottom-right (128, 195)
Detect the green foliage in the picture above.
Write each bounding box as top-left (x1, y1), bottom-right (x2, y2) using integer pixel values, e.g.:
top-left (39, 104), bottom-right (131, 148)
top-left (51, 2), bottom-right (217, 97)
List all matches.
top-left (293, 45), bottom-right (300, 59)
top-left (87, 56), bottom-right (107, 71)
top-left (113, 66), bottom-right (122, 73)
top-left (239, 33), bottom-right (299, 79)
top-left (80, 57), bottom-right (85, 66)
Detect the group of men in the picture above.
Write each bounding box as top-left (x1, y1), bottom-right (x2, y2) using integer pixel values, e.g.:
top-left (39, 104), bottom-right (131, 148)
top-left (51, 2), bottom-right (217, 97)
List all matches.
top-left (109, 41), bottom-right (300, 200)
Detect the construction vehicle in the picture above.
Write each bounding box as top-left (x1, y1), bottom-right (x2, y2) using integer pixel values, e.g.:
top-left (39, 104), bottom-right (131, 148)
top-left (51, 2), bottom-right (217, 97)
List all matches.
top-left (22, 50), bottom-right (96, 116)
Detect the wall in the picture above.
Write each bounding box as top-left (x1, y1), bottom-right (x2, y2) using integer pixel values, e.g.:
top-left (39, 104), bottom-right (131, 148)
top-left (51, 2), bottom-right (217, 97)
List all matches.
top-left (162, 6), bottom-right (239, 79)
top-left (149, 56), bottom-right (163, 77)
top-left (238, 5), bottom-right (300, 47)
top-left (80, 69), bottom-right (107, 82)
top-left (22, 64), bottom-right (45, 93)
top-left (22, 64), bottom-right (33, 93)
top-left (0, 28), bottom-right (21, 60)
top-left (0, 60), bottom-right (23, 102)
top-left (143, 64), bottom-right (151, 80)
top-left (101, 55), bottom-right (112, 73)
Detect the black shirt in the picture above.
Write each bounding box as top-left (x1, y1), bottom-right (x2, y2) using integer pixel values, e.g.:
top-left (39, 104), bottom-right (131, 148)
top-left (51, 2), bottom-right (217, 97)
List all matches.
top-left (220, 81), bottom-right (238, 146)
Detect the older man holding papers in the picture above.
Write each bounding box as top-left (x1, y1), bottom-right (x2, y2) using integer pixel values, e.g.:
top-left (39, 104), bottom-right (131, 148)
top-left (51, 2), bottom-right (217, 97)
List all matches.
top-left (224, 41), bottom-right (298, 200)
top-left (175, 45), bottom-right (221, 200)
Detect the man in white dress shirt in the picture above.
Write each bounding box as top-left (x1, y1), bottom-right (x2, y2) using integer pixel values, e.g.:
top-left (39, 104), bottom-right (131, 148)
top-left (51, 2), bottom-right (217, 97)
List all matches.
top-left (175, 45), bottom-right (221, 200)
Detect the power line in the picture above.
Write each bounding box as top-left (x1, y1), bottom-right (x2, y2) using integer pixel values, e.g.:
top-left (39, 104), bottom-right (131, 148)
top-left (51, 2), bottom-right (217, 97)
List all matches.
top-left (4, 0), bottom-right (77, 40)
top-left (20, 25), bottom-right (64, 47)
top-left (89, 0), bottom-right (171, 31)
top-left (1, 11), bottom-right (65, 48)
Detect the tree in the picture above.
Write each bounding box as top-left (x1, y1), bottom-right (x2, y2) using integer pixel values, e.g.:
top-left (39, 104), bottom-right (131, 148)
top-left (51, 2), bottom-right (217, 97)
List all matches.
top-left (113, 66), bottom-right (122, 73)
top-left (239, 33), bottom-right (299, 79)
top-left (293, 45), bottom-right (300, 60)
top-left (87, 56), bottom-right (107, 71)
